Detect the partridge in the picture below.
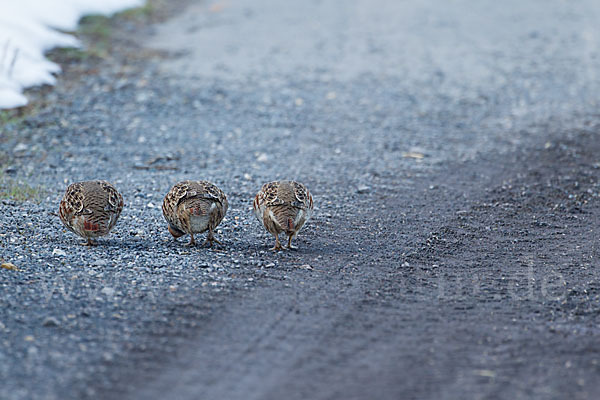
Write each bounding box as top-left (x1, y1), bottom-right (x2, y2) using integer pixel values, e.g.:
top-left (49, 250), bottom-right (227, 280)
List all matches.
top-left (58, 180), bottom-right (124, 246)
top-left (162, 180), bottom-right (228, 246)
top-left (253, 180), bottom-right (314, 251)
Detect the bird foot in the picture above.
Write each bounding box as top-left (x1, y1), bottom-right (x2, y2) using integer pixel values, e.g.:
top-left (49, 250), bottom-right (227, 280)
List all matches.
top-left (202, 236), bottom-right (223, 248)
top-left (82, 239), bottom-right (96, 246)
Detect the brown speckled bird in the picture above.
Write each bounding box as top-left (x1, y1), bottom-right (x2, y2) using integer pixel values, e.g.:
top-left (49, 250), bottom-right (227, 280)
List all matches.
top-left (162, 180), bottom-right (228, 246)
top-left (58, 180), bottom-right (124, 246)
top-left (253, 180), bottom-right (314, 251)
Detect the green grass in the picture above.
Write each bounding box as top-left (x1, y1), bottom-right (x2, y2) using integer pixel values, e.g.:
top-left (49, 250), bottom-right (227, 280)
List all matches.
top-left (79, 15), bottom-right (112, 39)
top-left (120, 1), bottom-right (157, 19)
top-left (0, 170), bottom-right (44, 202)
top-left (0, 110), bottom-right (27, 125)
top-left (77, 14), bottom-right (113, 58)
top-left (50, 46), bottom-right (90, 61)
top-left (49, 0), bottom-right (164, 60)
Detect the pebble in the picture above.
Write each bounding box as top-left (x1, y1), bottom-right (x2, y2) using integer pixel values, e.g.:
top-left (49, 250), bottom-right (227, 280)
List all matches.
top-left (357, 185), bottom-right (370, 194)
top-left (256, 153), bottom-right (269, 162)
top-left (93, 259), bottom-right (110, 267)
top-left (42, 317), bottom-right (60, 327)
top-left (13, 143), bottom-right (28, 153)
top-left (52, 249), bottom-right (67, 257)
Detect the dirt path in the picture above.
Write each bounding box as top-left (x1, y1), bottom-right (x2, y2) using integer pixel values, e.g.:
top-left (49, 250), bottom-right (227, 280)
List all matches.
top-left (1, 1), bottom-right (600, 399)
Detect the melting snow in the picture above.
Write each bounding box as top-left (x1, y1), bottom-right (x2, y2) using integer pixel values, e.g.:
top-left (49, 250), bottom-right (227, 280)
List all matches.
top-left (0, 0), bottom-right (144, 109)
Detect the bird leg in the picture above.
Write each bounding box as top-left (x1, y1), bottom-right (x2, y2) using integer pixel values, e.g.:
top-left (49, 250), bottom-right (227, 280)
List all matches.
top-left (287, 234), bottom-right (297, 250)
top-left (187, 233), bottom-right (196, 246)
top-left (82, 238), bottom-right (96, 246)
top-left (202, 229), bottom-right (223, 248)
top-left (271, 235), bottom-right (283, 251)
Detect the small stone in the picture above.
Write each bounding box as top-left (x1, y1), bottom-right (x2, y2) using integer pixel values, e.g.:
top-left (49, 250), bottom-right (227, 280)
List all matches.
top-left (402, 151), bottom-right (425, 159)
top-left (256, 153), bottom-right (268, 162)
top-left (13, 143), bottom-right (28, 153)
top-left (357, 185), bottom-right (370, 194)
top-left (136, 92), bottom-right (150, 103)
top-left (101, 287), bottom-right (115, 297)
top-left (475, 369), bottom-right (496, 378)
top-left (42, 317), bottom-right (60, 327)
top-left (52, 249), bottom-right (67, 257)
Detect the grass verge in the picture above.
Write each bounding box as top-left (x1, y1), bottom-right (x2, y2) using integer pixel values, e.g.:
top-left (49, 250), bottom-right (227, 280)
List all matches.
top-left (0, 170), bottom-right (44, 202)
top-left (1, 0), bottom-right (178, 128)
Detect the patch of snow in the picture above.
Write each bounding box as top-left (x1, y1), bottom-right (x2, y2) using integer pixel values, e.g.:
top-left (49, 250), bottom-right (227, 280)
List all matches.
top-left (0, 0), bottom-right (144, 109)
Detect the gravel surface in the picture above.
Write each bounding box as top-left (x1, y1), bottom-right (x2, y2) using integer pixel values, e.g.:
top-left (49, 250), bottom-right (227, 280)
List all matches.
top-left (1, 0), bottom-right (600, 399)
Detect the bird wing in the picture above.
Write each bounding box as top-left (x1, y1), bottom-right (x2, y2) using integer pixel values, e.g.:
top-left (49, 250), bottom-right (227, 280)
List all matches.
top-left (291, 181), bottom-right (313, 210)
top-left (99, 181), bottom-right (124, 213)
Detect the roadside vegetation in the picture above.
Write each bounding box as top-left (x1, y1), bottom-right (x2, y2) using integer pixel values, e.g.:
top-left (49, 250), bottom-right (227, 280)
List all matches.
top-left (0, 168), bottom-right (44, 202)
top-left (0, 0), bottom-right (182, 132)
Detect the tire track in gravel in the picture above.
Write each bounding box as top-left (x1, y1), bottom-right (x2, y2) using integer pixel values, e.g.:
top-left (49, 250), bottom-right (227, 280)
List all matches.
top-left (3, 1), bottom-right (600, 399)
top-left (107, 125), bottom-right (600, 400)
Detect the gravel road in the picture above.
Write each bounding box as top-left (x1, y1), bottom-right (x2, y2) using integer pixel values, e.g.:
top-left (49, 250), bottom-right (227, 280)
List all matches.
top-left (1, 0), bottom-right (600, 399)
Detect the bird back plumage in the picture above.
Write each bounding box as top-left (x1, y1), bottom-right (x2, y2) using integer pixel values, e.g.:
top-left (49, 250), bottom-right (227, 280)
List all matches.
top-left (162, 180), bottom-right (228, 236)
top-left (254, 180), bottom-right (313, 236)
top-left (59, 180), bottom-right (123, 239)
